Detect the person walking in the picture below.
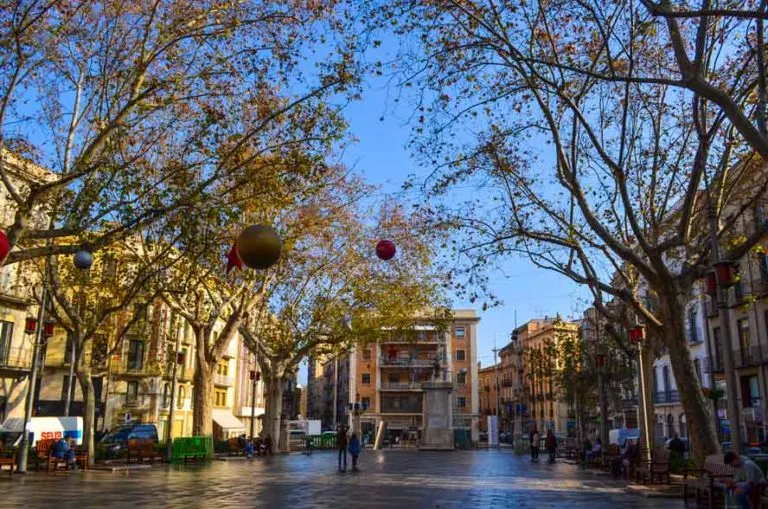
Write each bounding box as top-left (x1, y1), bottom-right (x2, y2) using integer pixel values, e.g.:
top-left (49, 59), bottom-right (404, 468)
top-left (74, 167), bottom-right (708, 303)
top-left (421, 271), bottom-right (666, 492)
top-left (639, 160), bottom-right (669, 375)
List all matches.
top-left (545, 429), bottom-right (557, 464)
top-left (337, 424), bottom-right (348, 472)
top-left (348, 432), bottom-right (362, 471)
top-left (529, 426), bottom-right (540, 462)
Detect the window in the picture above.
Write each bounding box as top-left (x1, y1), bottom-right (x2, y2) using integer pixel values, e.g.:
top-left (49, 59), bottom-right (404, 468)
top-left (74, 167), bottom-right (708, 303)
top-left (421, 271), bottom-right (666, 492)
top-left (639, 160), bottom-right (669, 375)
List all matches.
top-left (177, 386), bottom-right (186, 409)
top-left (101, 259), bottom-right (118, 283)
top-left (687, 307), bottom-right (698, 342)
top-left (362, 373), bottom-right (371, 385)
top-left (61, 375), bottom-right (76, 401)
top-left (0, 320), bottom-right (12, 364)
top-left (456, 350), bottom-right (466, 361)
top-left (741, 375), bottom-right (760, 408)
top-left (127, 339), bottom-right (144, 370)
top-left (738, 318), bottom-right (751, 360)
top-left (362, 349), bottom-right (371, 361)
top-left (388, 374), bottom-right (399, 384)
top-left (126, 381), bottom-right (139, 403)
top-left (361, 397), bottom-right (370, 409)
top-left (457, 372), bottom-right (467, 384)
top-left (457, 396), bottom-right (466, 408)
top-left (694, 359), bottom-right (702, 384)
top-left (162, 383), bottom-right (171, 408)
top-left (216, 360), bottom-right (229, 376)
top-left (214, 389), bottom-right (227, 407)
top-left (455, 327), bottom-right (465, 338)
top-left (713, 327), bottom-right (723, 371)
top-left (662, 366), bottom-right (671, 393)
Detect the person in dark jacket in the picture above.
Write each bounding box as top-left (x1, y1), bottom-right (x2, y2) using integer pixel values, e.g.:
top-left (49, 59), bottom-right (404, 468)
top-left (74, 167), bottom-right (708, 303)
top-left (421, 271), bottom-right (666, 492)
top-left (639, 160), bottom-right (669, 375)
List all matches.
top-left (348, 432), bottom-right (362, 471)
top-left (545, 429), bottom-right (557, 464)
top-left (529, 426), bottom-right (540, 462)
top-left (337, 425), bottom-right (348, 472)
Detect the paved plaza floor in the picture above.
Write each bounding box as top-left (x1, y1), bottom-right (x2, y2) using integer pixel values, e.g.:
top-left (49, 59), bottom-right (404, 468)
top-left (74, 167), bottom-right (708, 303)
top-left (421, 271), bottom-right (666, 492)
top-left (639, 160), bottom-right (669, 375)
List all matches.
top-left (0, 450), bottom-right (685, 508)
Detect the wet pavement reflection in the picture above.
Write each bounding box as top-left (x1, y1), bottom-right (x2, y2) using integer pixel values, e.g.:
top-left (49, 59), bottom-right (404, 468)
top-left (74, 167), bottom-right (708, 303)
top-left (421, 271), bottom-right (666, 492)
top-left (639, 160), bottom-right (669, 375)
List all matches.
top-left (1, 450), bottom-right (684, 508)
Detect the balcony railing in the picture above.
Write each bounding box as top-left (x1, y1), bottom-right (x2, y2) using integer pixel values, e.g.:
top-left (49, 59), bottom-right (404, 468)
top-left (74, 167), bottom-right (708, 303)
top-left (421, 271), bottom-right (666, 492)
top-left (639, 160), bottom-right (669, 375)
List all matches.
top-left (380, 382), bottom-right (423, 391)
top-left (381, 334), bottom-right (440, 344)
top-left (380, 357), bottom-right (437, 368)
top-left (0, 347), bottom-right (33, 370)
top-left (214, 374), bottom-right (234, 386)
top-left (735, 347), bottom-right (768, 368)
top-left (654, 391), bottom-right (680, 404)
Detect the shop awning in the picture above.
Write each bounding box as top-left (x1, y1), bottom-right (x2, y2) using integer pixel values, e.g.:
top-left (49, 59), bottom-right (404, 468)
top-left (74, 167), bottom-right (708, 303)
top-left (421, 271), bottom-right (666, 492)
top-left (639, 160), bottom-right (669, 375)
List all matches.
top-left (212, 410), bottom-right (246, 431)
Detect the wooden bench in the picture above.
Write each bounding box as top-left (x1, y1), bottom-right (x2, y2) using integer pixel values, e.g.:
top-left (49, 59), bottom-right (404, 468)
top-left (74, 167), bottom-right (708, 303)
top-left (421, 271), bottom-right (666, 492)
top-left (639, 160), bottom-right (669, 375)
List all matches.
top-left (228, 437), bottom-right (245, 456)
top-left (0, 449), bottom-right (16, 475)
top-left (636, 447), bottom-right (670, 484)
top-left (127, 439), bottom-right (163, 464)
top-left (36, 438), bottom-right (89, 471)
top-left (602, 444), bottom-right (620, 469)
top-left (682, 454), bottom-right (735, 508)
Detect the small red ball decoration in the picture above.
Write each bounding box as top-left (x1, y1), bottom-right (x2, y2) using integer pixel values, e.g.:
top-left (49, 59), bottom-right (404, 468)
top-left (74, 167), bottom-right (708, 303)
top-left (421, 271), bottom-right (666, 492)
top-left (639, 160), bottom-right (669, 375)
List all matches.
top-left (0, 231), bottom-right (10, 262)
top-left (376, 239), bottom-right (396, 260)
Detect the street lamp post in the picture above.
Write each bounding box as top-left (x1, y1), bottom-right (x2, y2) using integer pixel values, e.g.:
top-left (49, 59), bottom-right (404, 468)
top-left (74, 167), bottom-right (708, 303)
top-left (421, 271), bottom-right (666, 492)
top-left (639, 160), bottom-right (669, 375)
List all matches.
top-left (630, 325), bottom-right (652, 464)
top-left (16, 262), bottom-right (50, 473)
top-left (64, 256), bottom-right (91, 417)
top-left (165, 333), bottom-right (183, 461)
top-left (249, 369), bottom-right (260, 438)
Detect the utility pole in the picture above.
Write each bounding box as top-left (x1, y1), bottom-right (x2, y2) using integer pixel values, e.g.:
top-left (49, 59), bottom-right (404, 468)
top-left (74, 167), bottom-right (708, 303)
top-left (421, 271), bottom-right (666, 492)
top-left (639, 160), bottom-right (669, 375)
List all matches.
top-left (17, 260), bottom-right (50, 473)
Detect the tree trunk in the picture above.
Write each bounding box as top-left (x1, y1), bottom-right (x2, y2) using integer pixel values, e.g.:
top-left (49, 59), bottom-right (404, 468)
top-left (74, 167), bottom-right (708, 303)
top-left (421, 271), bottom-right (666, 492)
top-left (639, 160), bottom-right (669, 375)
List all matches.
top-left (192, 361), bottom-right (213, 436)
top-left (264, 375), bottom-right (284, 451)
top-left (654, 286), bottom-right (720, 464)
top-left (76, 365), bottom-right (96, 466)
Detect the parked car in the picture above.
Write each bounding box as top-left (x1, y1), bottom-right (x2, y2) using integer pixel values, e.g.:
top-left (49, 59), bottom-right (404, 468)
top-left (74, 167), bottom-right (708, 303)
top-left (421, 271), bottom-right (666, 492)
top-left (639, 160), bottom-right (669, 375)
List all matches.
top-left (500, 432), bottom-right (514, 444)
top-left (665, 437), bottom-right (689, 451)
top-left (479, 431), bottom-right (488, 442)
top-left (100, 423), bottom-right (158, 457)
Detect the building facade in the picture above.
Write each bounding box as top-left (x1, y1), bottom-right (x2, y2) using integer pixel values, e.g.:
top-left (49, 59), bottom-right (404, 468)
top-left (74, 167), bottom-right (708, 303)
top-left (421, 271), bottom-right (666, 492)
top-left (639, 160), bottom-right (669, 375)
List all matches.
top-left (515, 317), bottom-right (580, 436)
top-left (0, 151), bottom-right (56, 423)
top-left (312, 310), bottom-right (481, 444)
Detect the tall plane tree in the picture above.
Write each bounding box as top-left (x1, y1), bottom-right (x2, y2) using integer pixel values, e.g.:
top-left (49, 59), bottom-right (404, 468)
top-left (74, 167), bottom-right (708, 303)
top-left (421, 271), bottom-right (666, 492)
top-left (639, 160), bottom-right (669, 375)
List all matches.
top-left (370, 0), bottom-right (768, 462)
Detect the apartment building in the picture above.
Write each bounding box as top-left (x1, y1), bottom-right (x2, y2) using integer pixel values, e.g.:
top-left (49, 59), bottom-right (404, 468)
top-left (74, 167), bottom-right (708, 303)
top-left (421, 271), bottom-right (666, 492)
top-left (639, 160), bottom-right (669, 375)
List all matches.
top-left (311, 310), bottom-right (480, 443)
top-left (478, 364), bottom-right (497, 432)
top-left (0, 151), bottom-right (56, 422)
top-left (514, 317), bottom-right (580, 435)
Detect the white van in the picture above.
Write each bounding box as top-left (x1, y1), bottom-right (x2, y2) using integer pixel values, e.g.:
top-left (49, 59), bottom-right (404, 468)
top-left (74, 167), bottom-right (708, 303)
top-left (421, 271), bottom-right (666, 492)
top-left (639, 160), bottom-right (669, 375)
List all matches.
top-left (0, 417), bottom-right (84, 447)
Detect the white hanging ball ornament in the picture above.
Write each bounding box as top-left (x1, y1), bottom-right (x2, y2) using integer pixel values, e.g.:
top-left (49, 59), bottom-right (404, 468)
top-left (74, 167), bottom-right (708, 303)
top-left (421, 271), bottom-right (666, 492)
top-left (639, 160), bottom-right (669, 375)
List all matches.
top-left (73, 250), bottom-right (93, 270)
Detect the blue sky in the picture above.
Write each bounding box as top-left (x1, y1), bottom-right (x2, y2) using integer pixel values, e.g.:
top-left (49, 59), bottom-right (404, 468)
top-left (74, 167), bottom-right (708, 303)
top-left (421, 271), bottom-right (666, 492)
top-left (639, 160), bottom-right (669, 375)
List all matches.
top-left (298, 72), bottom-right (590, 386)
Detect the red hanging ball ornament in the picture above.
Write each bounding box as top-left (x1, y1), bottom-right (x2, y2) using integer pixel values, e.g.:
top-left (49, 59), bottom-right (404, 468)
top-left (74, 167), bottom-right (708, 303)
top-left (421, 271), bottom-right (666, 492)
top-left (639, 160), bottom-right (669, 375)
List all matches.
top-left (0, 231), bottom-right (10, 262)
top-left (376, 239), bottom-right (396, 260)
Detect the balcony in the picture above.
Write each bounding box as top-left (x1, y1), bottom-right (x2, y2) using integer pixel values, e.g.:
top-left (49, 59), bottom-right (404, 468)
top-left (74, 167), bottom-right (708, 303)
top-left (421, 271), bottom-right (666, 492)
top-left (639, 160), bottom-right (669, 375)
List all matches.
top-left (654, 391), bottom-right (680, 405)
top-left (381, 333), bottom-right (440, 344)
top-left (380, 382), bottom-right (424, 391)
top-left (380, 357), bottom-right (438, 368)
top-left (735, 347), bottom-right (767, 369)
top-left (0, 347), bottom-right (32, 371)
top-left (112, 361), bottom-right (161, 377)
top-left (214, 374), bottom-right (234, 386)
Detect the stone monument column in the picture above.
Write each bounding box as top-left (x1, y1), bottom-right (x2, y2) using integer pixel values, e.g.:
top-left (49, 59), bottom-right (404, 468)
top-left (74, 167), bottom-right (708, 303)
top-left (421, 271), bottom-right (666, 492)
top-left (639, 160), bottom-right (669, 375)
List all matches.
top-left (420, 381), bottom-right (454, 450)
